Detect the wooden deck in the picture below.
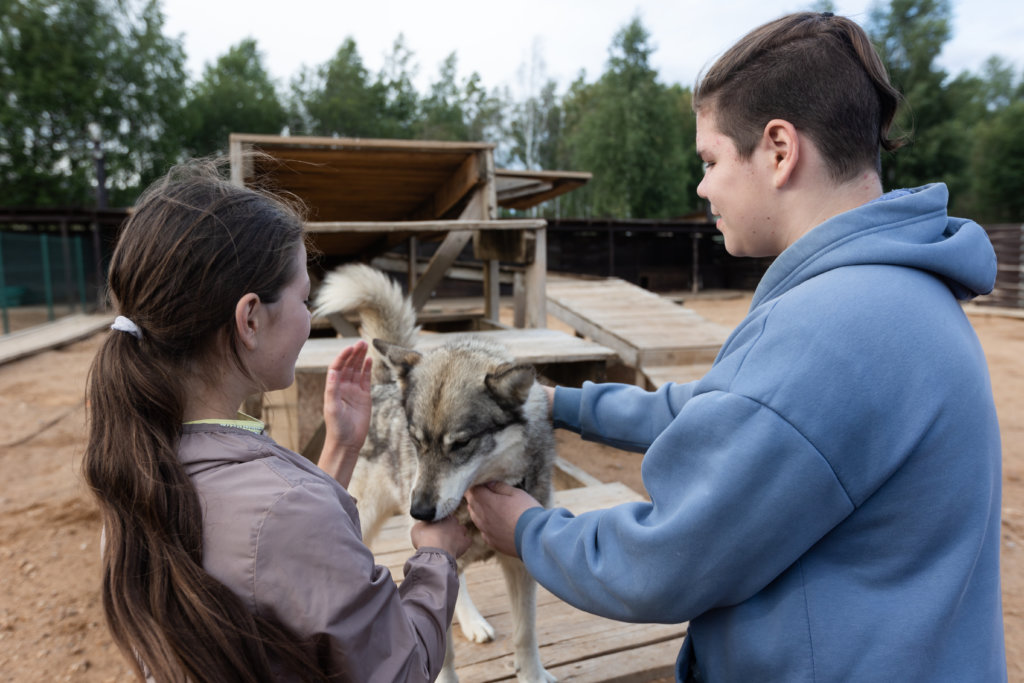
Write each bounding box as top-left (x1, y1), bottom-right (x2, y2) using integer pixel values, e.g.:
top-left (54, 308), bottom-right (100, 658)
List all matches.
top-left (0, 313), bottom-right (113, 366)
top-left (546, 277), bottom-right (731, 389)
top-left (372, 482), bottom-right (686, 682)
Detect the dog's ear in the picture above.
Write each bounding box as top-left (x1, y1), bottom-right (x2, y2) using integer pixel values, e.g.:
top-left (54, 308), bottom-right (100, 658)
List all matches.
top-left (373, 338), bottom-right (421, 384)
top-left (486, 363), bottom-right (536, 407)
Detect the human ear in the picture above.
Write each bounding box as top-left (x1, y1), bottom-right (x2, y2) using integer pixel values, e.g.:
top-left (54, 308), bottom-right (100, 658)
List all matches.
top-left (235, 293), bottom-right (261, 351)
top-left (763, 119), bottom-right (799, 188)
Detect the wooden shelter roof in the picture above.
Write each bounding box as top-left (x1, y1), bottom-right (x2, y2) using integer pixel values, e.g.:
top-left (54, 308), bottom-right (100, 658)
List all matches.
top-left (495, 168), bottom-right (592, 210)
top-left (229, 133), bottom-right (589, 221)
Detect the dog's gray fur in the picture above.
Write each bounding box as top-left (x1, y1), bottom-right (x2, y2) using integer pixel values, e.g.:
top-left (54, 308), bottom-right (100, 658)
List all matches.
top-left (314, 264), bottom-right (557, 683)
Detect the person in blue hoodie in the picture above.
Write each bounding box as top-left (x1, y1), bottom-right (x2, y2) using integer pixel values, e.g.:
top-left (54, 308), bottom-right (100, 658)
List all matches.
top-left (465, 11), bottom-right (1006, 682)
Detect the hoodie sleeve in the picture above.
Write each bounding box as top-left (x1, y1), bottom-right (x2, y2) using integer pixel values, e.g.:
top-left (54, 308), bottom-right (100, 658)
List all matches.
top-left (252, 482), bottom-right (458, 681)
top-left (518, 388), bottom-right (854, 624)
top-left (552, 380), bottom-right (700, 452)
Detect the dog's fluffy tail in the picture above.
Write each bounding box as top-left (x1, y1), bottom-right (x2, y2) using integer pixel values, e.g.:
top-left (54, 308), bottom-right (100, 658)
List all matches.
top-left (313, 264), bottom-right (419, 381)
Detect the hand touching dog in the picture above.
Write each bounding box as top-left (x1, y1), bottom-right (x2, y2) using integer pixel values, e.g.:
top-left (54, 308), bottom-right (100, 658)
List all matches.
top-left (466, 482), bottom-right (543, 558)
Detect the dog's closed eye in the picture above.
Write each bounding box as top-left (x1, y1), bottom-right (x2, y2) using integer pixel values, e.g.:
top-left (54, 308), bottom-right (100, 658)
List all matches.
top-left (448, 437), bottom-right (472, 452)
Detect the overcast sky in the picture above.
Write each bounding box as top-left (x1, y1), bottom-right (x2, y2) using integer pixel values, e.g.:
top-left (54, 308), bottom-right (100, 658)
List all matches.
top-left (160, 0), bottom-right (1024, 97)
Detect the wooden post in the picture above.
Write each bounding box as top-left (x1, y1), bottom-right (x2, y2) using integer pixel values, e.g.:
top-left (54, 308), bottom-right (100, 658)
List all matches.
top-left (525, 226), bottom-right (547, 329)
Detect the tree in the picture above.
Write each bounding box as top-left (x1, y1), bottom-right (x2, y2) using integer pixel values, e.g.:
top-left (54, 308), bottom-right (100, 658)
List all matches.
top-left (969, 100), bottom-right (1024, 222)
top-left (869, 0), bottom-right (962, 194)
top-left (375, 34), bottom-right (421, 139)
top-left (559, 17), bottom-right (694, 218)
top-left (0, 0), bottom-right (188, 207)
top-left (290, 37), bottom-right (387, 138)
top-left (506, 39), bottom-right (563, 171)
top-left (181, 38), bottom-right (287, 157)
top-left (417, 53), bottom-right (502, 142)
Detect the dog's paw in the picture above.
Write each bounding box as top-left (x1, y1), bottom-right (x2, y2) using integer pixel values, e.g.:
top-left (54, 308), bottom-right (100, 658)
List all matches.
top-left (459, 614), bottom-right (496, 643)
top-left (436, 668), bottom-right (460, 683)
top-left (515, 663), bottom-right (557, 683)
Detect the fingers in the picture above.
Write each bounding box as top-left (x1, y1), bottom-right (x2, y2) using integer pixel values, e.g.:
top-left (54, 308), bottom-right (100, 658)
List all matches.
top-left (326, 341), bottom-right (372, 390)
top-left (465, 480), bottom-right (515, 500)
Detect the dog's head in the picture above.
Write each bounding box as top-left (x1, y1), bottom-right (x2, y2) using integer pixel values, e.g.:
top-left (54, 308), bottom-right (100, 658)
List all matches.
top-left (374, 337), bottom-right (541, 521)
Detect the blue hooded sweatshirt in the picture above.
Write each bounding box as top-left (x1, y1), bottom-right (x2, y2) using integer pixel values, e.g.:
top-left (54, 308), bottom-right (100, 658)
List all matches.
top-left (517, 184), bottom-right (1006, 681)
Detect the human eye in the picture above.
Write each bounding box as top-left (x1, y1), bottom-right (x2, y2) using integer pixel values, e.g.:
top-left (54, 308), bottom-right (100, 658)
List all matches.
top-left (702, 161), bottom-right (714, 173)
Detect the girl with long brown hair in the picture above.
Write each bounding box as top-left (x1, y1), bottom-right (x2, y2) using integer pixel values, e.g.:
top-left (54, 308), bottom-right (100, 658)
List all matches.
top-left (83, 158), bottom-right (469, 682)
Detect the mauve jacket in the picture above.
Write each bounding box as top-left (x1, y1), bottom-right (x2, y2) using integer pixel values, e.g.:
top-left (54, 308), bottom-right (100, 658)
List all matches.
top-left (178, 423), bottom-right (458, 681)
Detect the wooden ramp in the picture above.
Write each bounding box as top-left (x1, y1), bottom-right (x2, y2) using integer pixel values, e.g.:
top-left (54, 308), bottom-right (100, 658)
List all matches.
top-left (372, 482), bottom-right (687, 682)
top-left (546, 277), bottom-right (731, 388)
top-left (0, 313), bottom-right (113, 366)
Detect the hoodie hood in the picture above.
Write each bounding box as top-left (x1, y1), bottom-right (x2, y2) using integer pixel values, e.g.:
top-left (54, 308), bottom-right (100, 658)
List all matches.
top-left (752, 183), bottom-right (997, 308)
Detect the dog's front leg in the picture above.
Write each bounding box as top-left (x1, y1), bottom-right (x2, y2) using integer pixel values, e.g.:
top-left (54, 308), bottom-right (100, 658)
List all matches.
top-left (436, 627), bottom-right (459, 683)
top-left (454, 572), bottom-right (496, 643)
top-left (497, 555), bottom-right (556, 683)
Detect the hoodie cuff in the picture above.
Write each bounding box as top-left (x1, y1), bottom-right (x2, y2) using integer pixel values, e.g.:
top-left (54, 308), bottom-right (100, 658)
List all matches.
top-left (552, 386), bottom-right (583, 432)
top-left (514, 506), bottom-right (548, 558)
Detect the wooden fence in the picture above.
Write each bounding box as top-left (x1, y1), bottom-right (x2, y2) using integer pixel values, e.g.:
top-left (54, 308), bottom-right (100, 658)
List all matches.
top-left (980, 224), bottom-right (1023, 309)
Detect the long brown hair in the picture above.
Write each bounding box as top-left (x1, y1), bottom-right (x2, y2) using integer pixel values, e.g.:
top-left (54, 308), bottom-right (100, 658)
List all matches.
top-left (694, 11), bottom-right (905, 181)
top-left (83, 158), bottom-right (325, 681)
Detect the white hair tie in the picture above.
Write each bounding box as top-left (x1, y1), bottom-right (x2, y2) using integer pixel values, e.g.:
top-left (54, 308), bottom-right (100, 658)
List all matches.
top-left (111, 315), bottom-right (143, 340)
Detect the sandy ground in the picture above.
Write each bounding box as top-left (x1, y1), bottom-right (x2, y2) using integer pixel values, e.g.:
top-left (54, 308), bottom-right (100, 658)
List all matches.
top-left (1, 293), bottom-right (1022, 681)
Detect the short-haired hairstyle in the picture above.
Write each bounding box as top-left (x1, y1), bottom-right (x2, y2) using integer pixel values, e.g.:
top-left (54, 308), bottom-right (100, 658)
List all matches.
top-left (694, 12), bottom-right (904, 181)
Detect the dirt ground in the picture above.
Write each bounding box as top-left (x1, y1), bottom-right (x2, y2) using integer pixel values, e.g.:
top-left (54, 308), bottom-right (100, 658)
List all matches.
top-left (1, 293), bottom-right (1022, 682)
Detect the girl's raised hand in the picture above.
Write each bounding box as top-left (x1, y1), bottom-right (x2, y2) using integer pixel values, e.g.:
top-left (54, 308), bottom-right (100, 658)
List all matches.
top-left (319, 340), bottom-right (372, 487)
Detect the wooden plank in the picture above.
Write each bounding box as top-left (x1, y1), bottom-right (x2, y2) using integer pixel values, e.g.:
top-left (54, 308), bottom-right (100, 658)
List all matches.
top-left (546, 277), bottom-right (730, 377)
top-left (295, 329), bottom-right (615, 372)
top-left (409, 152), bottom-right (483, 220)
top-left (304, 219), bottom-right (547, 234)
top-left (368, 483), bottom-right (686, 683)
top-left (230, 132), bottom-right (495, 154)
top-left (0, 313), bottom-right (113, 366)
top-left (278, 330), bottom-right (615, 451)
top-left (410, 231), bottom-right (475, 311)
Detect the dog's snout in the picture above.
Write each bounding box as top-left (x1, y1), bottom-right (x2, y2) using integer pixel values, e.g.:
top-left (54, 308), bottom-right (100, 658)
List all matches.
top-left (410, 492), bottom-right (436, 521)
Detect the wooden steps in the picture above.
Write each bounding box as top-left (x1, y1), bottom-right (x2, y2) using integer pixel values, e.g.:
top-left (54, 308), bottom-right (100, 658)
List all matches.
top-left (372, 482), bottom-right (687, 682)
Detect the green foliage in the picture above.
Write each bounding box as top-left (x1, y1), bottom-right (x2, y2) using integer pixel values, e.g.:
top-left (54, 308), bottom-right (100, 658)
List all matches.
top-left (290, 37), bottom-right (388, 138)
top-left (376, 35), bottom-right (421, 139)
top-left (558, 17), bottom-right (695, 218)
top-left (417, 53), bottom-right (502, 142)
top-left (870, 0), bottom-right (962, 193)
top-left (0, 0), bottom-right (187, 207)
top-left (1, 0), bottom-right (1022, 223)
top-left (181, 38), bottom-right (287, 157)
top-left (968, 99), bottom-right (1024, 223)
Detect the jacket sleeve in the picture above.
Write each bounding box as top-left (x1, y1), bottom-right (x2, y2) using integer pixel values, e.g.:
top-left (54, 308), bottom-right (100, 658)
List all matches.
top-left (252, 482), bottom-right (458, 681)
top-left (517, 389), bottom-right (854, 623)
top-left (552, 380), bottom-right (700, 452)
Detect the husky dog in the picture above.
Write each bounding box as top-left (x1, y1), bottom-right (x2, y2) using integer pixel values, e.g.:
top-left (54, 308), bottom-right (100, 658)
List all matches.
top-left (313, 264), bottom-right (557, 683)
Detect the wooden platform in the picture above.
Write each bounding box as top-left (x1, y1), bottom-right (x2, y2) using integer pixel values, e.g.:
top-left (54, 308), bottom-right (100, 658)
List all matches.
top-left (372, 482), bottom-right (687, 682)
top-left (546, 277), bottom-right (731, 389)
top-left (0, 313), bottom-right (113, 366)
top-left (264, 328), bottom-right (616, 455)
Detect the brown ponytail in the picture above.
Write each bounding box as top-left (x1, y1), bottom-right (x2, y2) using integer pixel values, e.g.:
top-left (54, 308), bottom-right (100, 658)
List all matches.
top-left (694, 11), bottom-right (906, 181)
top-left (83, 158), bottom-right (327, 681)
